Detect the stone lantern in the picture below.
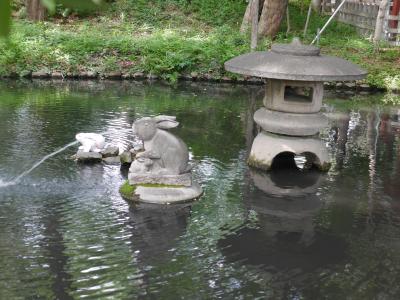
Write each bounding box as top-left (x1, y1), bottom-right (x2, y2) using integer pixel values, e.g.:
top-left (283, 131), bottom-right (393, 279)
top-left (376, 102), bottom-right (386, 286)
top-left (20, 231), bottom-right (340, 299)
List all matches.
top-left (225, 38), bottom-right (367, 171)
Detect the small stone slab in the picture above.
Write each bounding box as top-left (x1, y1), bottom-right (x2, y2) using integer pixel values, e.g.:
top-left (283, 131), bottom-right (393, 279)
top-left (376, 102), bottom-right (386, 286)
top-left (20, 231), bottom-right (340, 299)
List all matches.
top-left (104, 72), bottom-right (122, 79)
top-left (147, 74), bottom-right (159, 80)
top-left (79, 71), bottom-right (98, 79)
top-left (32, 71), bottom-right (50, 79)
top-left (133, 72), bottom-right (145, 79)
top-left (128, 173), bottom-right (192, 187)
top-left (102, 156), bottom-right (121, 164)
top-left (120, 151), bottom-right (133, 165)
top-left (101, 146), bottom-right (119, 158)
top-left (134, 183), bottom-right (203, 204)
top-left (359, 84), bottom-right (371, 91)
top-left (76, 150), bottom-right (102, 163)
top-left (51, 72), bottom-right (64, 79)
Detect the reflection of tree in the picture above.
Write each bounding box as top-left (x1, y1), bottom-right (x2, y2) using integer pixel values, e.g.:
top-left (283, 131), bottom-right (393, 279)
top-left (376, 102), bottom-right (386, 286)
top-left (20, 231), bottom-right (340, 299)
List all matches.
top-left (304, 108), bottom-right (400, 299)
top-left (366, 111), bottom-right (379, 220)
top-left (332, 113), bottom-right (350, 170)
top-left (380, 112), bottom-right (400, 201)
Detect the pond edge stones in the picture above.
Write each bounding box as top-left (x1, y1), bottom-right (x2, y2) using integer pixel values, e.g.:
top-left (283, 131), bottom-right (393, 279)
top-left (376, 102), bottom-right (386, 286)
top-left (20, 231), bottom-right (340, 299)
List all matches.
top-left (225, 38), bottom-right (367, 171)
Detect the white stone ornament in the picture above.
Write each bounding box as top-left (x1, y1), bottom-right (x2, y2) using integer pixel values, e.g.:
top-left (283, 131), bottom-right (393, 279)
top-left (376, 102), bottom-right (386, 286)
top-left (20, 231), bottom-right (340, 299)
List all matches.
top-left (75, 133), bottom-right (106, 153)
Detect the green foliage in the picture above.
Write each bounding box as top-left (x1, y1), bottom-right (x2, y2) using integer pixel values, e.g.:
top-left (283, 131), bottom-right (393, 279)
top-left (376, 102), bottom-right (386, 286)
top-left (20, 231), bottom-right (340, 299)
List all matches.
top-left (1, 0), bottom-right (399, 91)
top-left (110, 0), bottom-right (247, 26)
top-left (0, 20), bottom-right (249, 80)
top-left (0, 0), bottom-right (11, 37)
top-left (176, 0), bottom-right (247, 25)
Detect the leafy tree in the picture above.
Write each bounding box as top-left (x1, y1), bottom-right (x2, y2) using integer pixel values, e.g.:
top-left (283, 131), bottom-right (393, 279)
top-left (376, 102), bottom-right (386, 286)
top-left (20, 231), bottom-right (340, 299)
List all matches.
top-left (0, 0), bottom-right (103, 37)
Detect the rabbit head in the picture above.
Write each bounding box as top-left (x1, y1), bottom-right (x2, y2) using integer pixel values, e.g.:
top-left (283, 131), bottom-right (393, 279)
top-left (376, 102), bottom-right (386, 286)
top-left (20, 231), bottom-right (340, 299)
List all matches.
top-left (133, 116), bottom-right (179, 141)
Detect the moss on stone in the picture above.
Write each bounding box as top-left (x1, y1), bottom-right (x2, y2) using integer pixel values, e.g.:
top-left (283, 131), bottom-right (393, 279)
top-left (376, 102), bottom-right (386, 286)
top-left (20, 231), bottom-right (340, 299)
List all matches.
top-left (119, 181), bottom-right (184, 201)
top-left (247, 155), bottom-right (271, 171)
top-left (119, 181), bottom-right (136, 201)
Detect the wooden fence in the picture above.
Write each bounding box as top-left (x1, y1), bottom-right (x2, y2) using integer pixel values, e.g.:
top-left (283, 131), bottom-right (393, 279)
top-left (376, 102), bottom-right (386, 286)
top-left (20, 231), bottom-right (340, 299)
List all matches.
top-left (322, 0), bottom-right (400, 46)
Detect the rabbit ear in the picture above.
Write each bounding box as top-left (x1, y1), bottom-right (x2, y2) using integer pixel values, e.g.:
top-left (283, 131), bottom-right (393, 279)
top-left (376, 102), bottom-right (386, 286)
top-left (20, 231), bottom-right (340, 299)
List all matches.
top-left (156, 120), bottom-right (179, 129)
top-left (153, 115), bottom-right (176, 122)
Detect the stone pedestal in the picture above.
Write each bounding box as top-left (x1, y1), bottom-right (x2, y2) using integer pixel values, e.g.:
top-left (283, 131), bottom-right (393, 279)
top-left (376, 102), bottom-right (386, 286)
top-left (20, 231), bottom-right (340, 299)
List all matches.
top-left (133, 183), bottom-right (203, 204)
top-left (248, 132), bottom-right (330, 171)
top-left (127, 172), bottom-right (203, 204)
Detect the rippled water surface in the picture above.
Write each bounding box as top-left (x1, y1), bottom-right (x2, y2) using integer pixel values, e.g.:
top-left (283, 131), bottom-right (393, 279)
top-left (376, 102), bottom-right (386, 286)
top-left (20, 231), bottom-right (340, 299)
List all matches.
top-left (1, 80), bottom-right (400, 299)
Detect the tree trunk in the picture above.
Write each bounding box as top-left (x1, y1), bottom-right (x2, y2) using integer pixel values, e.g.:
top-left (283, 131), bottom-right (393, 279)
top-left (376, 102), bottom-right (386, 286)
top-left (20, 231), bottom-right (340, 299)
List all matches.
top-left (251, 0), bottom-right (259, 50)
top-left (373, 0), bottom-right (389, 47)
top-left (26, 0), bottom-right (46, 21)
top-left (311, 0), bottom-right (322, 13)
top-left (240, 0), bottom-right (265, 33)
top-left (258, 0), bottom-right (289, 38)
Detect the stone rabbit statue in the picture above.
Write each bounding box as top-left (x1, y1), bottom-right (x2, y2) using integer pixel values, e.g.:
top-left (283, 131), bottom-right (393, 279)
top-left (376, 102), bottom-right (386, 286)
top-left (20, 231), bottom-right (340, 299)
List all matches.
top-left (130, 115), bottom-right (189, 175)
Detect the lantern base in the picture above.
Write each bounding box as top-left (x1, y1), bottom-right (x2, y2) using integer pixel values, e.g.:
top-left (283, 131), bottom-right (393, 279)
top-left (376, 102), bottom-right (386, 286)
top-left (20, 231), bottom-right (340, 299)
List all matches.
top-left (248, 131), bottom-right (331, 172)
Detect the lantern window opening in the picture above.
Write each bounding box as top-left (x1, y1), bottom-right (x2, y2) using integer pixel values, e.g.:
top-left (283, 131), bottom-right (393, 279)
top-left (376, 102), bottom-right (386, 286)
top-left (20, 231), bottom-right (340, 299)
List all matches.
top-left (284, 86), bottom-right (314, 103)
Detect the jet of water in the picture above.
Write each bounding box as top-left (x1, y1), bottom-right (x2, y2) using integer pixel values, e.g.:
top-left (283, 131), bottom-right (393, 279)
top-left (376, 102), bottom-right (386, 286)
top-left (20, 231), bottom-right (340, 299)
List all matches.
top-left (0, 127), bottom-right (134, 188)
top-left (0, 141), bottom-right (79, 187)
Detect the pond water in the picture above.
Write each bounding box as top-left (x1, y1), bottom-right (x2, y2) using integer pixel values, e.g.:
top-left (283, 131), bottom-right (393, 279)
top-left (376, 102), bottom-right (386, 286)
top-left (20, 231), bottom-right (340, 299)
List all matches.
top-left (0, 80), bottom-right (400, 299)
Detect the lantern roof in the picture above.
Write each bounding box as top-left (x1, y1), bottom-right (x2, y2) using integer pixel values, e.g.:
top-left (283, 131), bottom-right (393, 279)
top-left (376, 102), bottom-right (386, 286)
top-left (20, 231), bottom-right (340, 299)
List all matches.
top-left (224, 38), bottom-right (367, 81)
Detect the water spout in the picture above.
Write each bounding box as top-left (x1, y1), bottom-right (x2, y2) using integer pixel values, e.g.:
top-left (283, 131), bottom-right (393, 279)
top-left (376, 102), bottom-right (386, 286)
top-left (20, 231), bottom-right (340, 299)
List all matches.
top-left (0, 128), bottom-right (134, 188)
top-left (0, 141), bottom-right (79, 187)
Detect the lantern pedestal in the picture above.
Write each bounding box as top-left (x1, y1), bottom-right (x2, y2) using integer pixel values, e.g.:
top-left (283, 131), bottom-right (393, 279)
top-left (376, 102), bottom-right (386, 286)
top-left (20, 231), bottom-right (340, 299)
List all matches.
top-left (248, 132), bottom-right (330, 171)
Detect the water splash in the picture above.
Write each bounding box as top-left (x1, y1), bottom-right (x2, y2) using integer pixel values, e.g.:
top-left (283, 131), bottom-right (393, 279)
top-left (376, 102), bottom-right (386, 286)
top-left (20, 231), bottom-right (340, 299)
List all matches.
top-left (0, 179), bottom-right (13, 188)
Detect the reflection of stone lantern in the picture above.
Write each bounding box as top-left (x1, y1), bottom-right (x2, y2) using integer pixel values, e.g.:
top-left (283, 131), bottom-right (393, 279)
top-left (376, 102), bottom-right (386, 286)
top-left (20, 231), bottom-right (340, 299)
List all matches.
top-left (218, 170), bottom-right (347, 273)
top-left (225, 38), bottom-right (367, 171)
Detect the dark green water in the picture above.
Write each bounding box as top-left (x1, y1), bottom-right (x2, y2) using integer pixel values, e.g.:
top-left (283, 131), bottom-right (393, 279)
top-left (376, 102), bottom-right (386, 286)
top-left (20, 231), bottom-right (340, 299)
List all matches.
top-left (0, 80), bottom-right (400, 299)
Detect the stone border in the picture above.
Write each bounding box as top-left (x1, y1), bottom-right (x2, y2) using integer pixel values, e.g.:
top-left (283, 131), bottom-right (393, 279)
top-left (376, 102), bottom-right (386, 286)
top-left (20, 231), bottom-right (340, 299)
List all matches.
top-left (1, 71), bottom-right (394, 92)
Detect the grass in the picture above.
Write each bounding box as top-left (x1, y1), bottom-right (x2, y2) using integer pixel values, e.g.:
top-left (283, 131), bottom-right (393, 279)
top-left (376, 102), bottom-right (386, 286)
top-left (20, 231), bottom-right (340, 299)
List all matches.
top-left (1, 1), bottom-right (400, 90)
